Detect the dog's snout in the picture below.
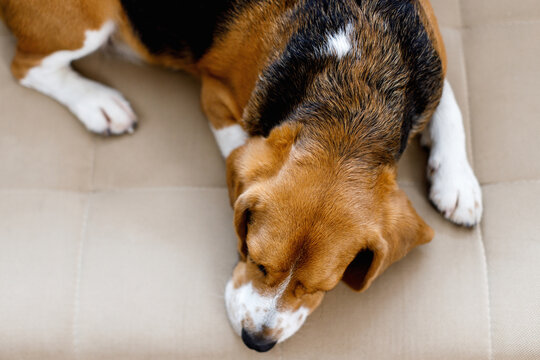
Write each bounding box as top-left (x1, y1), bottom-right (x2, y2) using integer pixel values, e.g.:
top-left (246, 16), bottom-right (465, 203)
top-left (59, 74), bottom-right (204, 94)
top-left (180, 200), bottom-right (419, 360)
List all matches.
top-left (241, 328), bottom-right (277, 352)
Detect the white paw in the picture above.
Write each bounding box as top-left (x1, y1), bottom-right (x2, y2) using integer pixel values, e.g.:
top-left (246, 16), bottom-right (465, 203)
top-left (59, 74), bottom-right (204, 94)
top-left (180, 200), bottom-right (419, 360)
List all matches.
top-left (69, 84), bottom-right (137, 135)
top-left (428, 155), bottom-right (483, 227)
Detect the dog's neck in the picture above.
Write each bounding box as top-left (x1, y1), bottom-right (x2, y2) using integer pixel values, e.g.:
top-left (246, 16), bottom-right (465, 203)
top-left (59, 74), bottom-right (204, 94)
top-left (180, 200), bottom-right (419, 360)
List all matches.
top-left (199, 0), bottom-right (442, 162)
top-left (235, 1), bottom-right (409, 162)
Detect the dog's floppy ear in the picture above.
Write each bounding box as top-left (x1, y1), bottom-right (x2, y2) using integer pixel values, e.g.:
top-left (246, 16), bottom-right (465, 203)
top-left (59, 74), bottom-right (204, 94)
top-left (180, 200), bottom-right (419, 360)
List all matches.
top-left (341, 234), bottom-right (390, 292)
top-left (226, 123), bottom-right (302, 205)
top-left (229, 124), bottom-right (302, 261)
top-left (380, 187), bottom-right (434, 267)
top-left (233, 192), bottom-right (254, 261)
top-left (226, 145), bottom-right (247, 205)
top-left (342, 169), bottom-right (434, 292)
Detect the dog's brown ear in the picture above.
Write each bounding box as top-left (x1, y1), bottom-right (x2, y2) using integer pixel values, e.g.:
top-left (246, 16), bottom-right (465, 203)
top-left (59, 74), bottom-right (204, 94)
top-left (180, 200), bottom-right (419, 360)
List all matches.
top-left (341, 235), bottom-right (389, 292)
top-left (229, 123), bottom-right (302, 260)
top-left (381, 187), bottom-right (434, 264)
top-left (226, 145), bottom-right (247, 205)
top-left (233, 192), bottom-right (255, 261)
top-left (342, 169), bottom-right (434, 292)
top-left (226, 123), bottom-right (301, 205)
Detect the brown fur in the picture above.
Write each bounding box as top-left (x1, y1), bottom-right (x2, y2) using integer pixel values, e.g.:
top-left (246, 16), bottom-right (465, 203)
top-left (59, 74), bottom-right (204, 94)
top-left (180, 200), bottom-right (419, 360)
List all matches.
top-left (417, 0), bottom-right (447, 76)
top-left (2, 0), bottom-right (115, 78)
top-left (1, 0), bottom-right (198, 79)
top-left (197, 1), bottom-right (294, 129)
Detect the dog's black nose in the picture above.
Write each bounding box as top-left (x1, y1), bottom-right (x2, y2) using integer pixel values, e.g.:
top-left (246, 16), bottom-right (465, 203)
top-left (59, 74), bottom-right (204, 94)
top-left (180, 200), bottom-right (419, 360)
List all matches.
top-left (241, 328), bottom-right (277, 352)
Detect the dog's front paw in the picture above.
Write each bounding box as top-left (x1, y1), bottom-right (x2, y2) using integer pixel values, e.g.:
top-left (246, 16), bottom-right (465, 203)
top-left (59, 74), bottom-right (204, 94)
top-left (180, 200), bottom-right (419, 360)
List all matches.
top-left (428, 156), bottom-right (483, 227)
top-left (69, 83), bottom-right (137, 135)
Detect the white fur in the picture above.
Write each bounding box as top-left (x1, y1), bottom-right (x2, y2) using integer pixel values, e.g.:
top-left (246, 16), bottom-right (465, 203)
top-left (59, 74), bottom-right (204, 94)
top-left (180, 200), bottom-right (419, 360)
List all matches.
top-left (225, 274), bottom-right (309, 343)
top-left (325, 24), bottom-right (354, 58)
top-left (210, 124), bottom-right (248, 158)
top-left (20, 21), bottom-right (137, 135)
top-left (426, 80), bottom-right (483, 226)
top-left (273, 306), bottom-right (309, 342)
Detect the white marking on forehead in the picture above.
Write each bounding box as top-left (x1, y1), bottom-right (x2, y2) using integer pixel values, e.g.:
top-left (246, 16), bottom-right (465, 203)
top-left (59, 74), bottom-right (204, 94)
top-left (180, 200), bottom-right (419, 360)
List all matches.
top-left (210, 124), bottom-right (248, 158)
top-left (325, 24), bottom-right (354, 58)
top-left (276, 272), bottom-right (292, 299)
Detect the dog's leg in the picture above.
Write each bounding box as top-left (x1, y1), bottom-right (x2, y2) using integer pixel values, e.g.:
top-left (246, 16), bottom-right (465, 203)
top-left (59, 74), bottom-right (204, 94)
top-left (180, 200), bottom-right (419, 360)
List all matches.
top-left (425, 80), bottom-right (482, 226)
top-left (200, 76), bottom-right (248, 158)
top-left (12, 21), bottom-right (137, 135)
top-left (211, 124), bottom-right (249, 158)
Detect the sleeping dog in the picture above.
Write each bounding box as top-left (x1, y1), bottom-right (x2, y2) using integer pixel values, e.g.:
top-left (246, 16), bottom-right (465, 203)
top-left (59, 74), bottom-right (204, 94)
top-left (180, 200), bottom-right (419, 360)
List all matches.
top-left (0, 0), bottom-right (482, 352)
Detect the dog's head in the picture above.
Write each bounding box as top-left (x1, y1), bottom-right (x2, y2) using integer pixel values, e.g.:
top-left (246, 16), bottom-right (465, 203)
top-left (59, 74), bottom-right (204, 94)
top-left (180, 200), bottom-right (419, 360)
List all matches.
top-left (224, 123), bottom-right (433, 352)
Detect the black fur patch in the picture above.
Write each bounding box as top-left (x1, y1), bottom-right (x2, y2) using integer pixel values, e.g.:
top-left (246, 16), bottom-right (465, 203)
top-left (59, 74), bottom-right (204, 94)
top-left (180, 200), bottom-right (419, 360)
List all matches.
top-left (246, 0), bottom-right (441, 155)
top-left (365, 0), bottom-right (442, 155)
top-left (246, 0), bottom-right (357, 137)
top-left (120, 0), bottom-right (247, 59)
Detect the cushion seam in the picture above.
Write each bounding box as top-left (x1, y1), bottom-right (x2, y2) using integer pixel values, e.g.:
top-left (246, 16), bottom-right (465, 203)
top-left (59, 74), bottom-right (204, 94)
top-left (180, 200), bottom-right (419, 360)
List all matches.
top-left (456, 1), bottom-right (494, 355)
top-left (71, 195), bottom-right (91, 360)
top-left (477, 224), bottom-right (494, 360)
top-left (464, 19), bottom-right (540, 30)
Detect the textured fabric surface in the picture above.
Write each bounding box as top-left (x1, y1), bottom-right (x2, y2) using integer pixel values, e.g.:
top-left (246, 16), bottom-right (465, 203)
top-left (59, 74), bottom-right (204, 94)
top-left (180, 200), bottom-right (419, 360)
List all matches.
top-left (0, 1), bottom-right (539, 359)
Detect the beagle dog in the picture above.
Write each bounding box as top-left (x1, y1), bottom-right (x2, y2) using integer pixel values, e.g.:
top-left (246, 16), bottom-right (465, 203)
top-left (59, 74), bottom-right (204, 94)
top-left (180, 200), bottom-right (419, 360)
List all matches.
top-left (0, 0), bottom-right (482, 352)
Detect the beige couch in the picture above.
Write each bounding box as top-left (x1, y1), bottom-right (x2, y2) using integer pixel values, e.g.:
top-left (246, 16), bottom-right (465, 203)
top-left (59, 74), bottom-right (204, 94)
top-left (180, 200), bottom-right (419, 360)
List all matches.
top-left (1, 1), bottom-right (539, 359)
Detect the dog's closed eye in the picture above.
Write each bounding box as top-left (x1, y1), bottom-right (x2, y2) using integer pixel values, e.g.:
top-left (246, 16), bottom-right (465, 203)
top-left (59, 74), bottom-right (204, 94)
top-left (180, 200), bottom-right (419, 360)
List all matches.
top-left (257, 264), bottom-right (267, 276)
top-left (247, 255), bottom-right (268, 277)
